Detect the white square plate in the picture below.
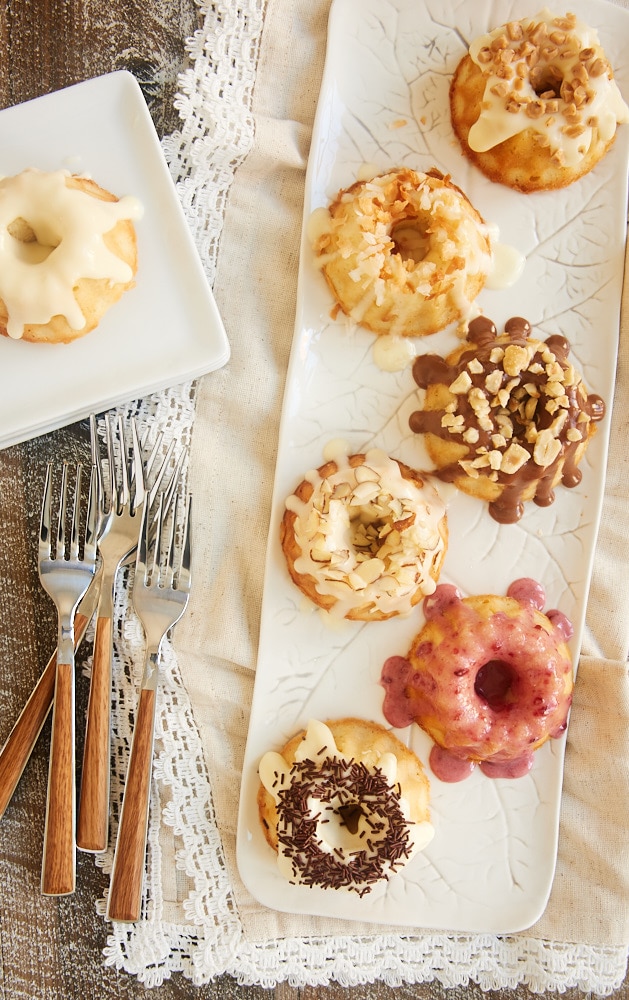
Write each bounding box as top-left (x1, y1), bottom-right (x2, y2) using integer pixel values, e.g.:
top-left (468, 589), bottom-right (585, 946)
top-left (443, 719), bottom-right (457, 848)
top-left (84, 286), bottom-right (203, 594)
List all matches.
top-left (0, 71), bottom-right (230, 448)
top-left (237, 0), bottom-right (629, 933)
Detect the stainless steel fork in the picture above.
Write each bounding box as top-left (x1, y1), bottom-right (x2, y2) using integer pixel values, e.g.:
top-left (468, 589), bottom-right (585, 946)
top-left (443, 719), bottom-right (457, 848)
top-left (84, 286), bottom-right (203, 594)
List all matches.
top-left (39, 461), bottom-right (99, 896)
top-left (106, 491), bottom-right (192, 922)
top-left (76, 415), bottom-right (145, 854)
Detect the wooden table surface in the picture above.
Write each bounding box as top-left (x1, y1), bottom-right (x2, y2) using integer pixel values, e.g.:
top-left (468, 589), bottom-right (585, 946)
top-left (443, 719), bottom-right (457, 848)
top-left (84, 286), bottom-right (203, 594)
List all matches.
top-left (0, 2), bottom-right (627, 998)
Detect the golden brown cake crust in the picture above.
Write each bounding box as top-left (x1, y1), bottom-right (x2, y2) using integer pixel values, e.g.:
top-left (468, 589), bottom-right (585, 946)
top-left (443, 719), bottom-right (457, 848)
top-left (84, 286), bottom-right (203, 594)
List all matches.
top-left (449, 54), bottom-right (616, 193)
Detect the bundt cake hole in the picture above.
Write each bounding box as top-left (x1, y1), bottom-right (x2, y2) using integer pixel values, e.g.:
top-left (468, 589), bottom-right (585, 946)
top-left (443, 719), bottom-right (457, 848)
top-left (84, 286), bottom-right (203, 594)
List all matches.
top-left (8, 216), bottom-right (58, 262)
top-left (529, 64), bottom-right (563, 100)
top-left (338, 803), bottom-right (364, 834)
top-left (474, 659), bottom-right (518, 711)
top-left (390, 218), bottom-right (430, 264)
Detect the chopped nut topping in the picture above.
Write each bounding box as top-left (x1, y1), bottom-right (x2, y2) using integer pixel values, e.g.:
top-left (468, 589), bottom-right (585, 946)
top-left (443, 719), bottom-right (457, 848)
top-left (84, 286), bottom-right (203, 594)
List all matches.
top-left (449, 370), bottom-right (473, 394)
top-left (503, 344), bottom-right (531, 376)
top-left (484, 370), bottom-right (503, 394)
top-left (526, 100), bottom-right (546, 119)
top-left (500, 442), bottom-right (530, 473)
top-left (589, 58), bottom-right (608, 77)
top-left (533, 428), bottom-right (562, 468)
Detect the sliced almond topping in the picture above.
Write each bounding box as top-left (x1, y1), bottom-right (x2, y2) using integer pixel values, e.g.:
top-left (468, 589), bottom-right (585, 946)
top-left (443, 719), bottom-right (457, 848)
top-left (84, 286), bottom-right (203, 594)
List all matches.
top-left (310, 546), bottom-right (332, 563)
top-left (351, 482), bottom-right (381, 503)
top-left (353, 464), bottom-right (380, 484)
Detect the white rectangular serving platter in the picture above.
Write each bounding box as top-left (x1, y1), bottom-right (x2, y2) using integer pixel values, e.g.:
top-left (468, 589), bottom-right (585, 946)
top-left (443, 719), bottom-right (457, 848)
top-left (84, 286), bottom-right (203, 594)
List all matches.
top-left (237, 0), bottom-right (629, 932)
top-left (0, 71), bottom-right (230, 449)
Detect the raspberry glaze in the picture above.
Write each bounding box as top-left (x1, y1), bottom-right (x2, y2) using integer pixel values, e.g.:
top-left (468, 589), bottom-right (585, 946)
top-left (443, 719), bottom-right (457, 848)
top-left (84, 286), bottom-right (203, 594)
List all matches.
top-left (381, 579), bottom-right (574, 781)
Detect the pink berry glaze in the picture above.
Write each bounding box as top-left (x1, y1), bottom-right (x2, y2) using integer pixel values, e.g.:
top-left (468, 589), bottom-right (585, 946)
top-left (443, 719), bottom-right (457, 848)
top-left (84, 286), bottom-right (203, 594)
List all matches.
top-left (381, 579), bottom-right (574, 782)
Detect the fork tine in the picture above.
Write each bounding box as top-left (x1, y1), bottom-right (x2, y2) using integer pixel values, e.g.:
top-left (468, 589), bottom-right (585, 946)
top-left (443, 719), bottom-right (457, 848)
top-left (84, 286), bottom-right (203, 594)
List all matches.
top-left (69, 464), bottom-right (82, 562)
top-left (146, 439), bottom-right (176, 507)
top-left (136, 495), bottom-right (150, 583)
top-left (176, 495), bottom-right (192, 592)
top-left (130, 419), bottom-right (145, 514)
top-left (151, 494), bottom-right (165, 581)
top-left (39, 463), bottom-right (53, 561)
top-left (56, 463), bottom-right (69, 561)
top-left (117, 416), bottom-right (131, 514)
top-left (161, 495), bottom-right (178, 589)
top-left (90, 416), bottom-right (105, 530)
top-left (104, 415), bottom-right (117, 515)
top-left (85, 463), bottom-right (100, 561)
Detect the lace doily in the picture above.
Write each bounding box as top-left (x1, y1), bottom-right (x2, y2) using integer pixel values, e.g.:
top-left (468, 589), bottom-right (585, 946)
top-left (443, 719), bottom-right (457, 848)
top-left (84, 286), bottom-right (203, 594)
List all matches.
top-left (99, 0), bottom-right (629, 992)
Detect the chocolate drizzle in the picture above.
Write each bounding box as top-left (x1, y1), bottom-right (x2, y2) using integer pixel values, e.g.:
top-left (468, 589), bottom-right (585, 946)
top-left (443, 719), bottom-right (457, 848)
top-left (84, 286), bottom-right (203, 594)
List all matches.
top-left (275, 756), bottom-right (413, 894)
top-left (409, 315), bottom-right (605, 523)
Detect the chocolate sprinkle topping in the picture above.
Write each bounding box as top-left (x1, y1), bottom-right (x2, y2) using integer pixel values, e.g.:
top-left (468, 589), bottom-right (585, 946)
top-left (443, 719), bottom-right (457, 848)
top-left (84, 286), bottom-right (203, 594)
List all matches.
top-left (275, 755), bottom-right (414, 894)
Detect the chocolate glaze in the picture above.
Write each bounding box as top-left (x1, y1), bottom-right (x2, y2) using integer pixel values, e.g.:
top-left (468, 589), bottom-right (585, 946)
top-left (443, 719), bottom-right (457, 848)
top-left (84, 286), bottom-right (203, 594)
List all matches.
top-left (410, 315), bottom-right (605, 523)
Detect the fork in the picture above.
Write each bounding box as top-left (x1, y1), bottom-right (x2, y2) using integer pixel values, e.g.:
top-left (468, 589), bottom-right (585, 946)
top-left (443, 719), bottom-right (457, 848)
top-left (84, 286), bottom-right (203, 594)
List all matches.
top-left (76, 415), bottom-right (145, 854)
top-left (77, 416), bottom-right (179, 854)
top-left (39, 461), bottom-right (99, 896)
top-left (106, 491), bottom-right (192, 922)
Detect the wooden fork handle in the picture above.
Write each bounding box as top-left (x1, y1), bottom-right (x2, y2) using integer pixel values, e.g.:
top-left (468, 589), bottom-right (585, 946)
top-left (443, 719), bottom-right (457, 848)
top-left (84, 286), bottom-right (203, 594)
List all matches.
top-left (0, 609), bottom-right (90, 821)
top-left (106, 686), bottom-right (156, 922)
top-left (41, 660), bottom-right (76, 896)
top-left (77, 615), bottom-right (113, 852)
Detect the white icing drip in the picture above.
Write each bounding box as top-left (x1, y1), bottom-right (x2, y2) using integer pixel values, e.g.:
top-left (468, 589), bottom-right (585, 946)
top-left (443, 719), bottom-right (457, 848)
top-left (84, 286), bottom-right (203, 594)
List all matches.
top-left (0, 168), bottom-right (143, 339)
top-left (468, 9), bottom-right (629, 167)
top-left (372, 333), bottom-right (416, 371)
top-left (258, 720), bottom-right (434, 884)
top-left (322, 437), bottom-right (350, 463)
top-left (306, 206), bottom-right (332, 246)
top-left (486, 241), bottom-right (526, 289)
top-left (484, 223), bottom-right (526, 289)
top-left (286, 447), bottom-right (446, 619)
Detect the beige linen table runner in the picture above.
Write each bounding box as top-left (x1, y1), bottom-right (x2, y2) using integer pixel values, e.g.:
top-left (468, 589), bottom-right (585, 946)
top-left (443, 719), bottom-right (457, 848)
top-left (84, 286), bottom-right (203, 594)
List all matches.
top-left (103, 0), bottom-right (629, 990)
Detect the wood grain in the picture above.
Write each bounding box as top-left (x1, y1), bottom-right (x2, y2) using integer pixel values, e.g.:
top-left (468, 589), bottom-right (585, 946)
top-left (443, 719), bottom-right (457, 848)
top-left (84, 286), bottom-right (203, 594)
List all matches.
top-left (77, 615), bottom-right (113, 852)
top-left (0, 1), bottom-right (627, 998)
top-left (0, 609), bottom-right (91, 819)
top-left (107, 686), bottom-right (156, 922)
top-left (41, 662), bottom-right (76, 896)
